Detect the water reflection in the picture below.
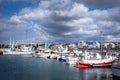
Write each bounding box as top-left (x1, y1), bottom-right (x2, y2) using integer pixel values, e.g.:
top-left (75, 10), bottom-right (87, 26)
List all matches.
top-left (76, 68), bottom-right (118, 80)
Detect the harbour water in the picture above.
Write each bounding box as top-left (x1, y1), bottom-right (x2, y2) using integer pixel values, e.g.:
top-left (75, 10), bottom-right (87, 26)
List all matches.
top-left (0, 54), bottom-right (119, 80)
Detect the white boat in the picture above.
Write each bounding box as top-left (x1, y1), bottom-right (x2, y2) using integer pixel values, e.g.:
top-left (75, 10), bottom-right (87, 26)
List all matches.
top-left (112, 56), bottom-right (120, 77)
top-left (58, 52), bottom-right (79, 64)
top-left (56, 47), bottom-right (69, 61)
top-left (75, 51), bottom-right (116, 69)
top-left (58, 53), bottom-right (66, 61)
top-left (3, 38), bottom-right (15, 53)
top-left (3, 48), bottom-right (11, 52)
top-left (36, 49), bottom-right (51, 58)
top-left (65, 50), bottom-right (83, 65)
top-left (3, 50), bottom-right (34, 55)
top-left (49, 54), bottom-right (57, 59)
top-left (49, 50), bottom-right (59, 59)
top-left (65, 53), bottom-right (79, 65)
top-left (66, 56), bottom-right (79, 65)
top-left (37, 52), bottom-right (50, 58)
top-left (21, 45), bottom-right (32, 52)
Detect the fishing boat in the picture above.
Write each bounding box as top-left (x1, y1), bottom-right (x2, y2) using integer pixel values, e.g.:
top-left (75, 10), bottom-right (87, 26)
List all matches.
top-left (75, 31), bottom-right (116, 69)
top-left (3, 48), bottom-right (11, 53)
top-left (58, 46), bottom-right (69, 62)
top-left (21, 45), bottom-right (32, 52)
top-left (36, 49), bottom-right (51, 58)
top-left (65, 53), bottom-right (79, 65)
top-left (58, 52), bottom-right (79, 64)
top-left (75, 51), bottom-right (116, 69)
top-left (58, 46), bottom-right (80, 64)
top-left (48, 50), bottom-right (60, 59)
top-left (58, 53), bottom-right (66, 62)
top-left (3, 38), bottom-right (14, 54)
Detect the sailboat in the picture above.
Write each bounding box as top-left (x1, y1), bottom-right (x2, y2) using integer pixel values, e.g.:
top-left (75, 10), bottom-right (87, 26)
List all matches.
top-left (3, 38), bottom-right (14, 54)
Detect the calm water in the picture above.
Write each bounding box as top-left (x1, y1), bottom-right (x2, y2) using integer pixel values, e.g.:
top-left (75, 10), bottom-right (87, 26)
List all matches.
top-left (0, 55), bottom-right (119, 80)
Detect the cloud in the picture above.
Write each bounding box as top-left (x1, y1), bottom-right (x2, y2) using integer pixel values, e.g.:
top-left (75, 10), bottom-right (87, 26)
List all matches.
top-left (0, 0), bottom-right (39, 3)
top-left (0, 0), bottom-right (120, 43)
top-left (9, 0), bottom-right (120, 42)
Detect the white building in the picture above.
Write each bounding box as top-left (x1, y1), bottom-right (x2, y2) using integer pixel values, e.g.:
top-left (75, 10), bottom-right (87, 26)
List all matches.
top-left (118, 43), bottom-right (120, 49)
top-left (78, 41), bottom-right (87, 48)
top-left (104, 43), bottom-right (110, 48)
top-left (109, 43), bottom-right (115, 48)
top-left (93, 41), bottom-right (100, 48)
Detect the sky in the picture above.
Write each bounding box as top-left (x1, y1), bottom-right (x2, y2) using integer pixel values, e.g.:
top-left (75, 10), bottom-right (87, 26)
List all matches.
top-left (0, 0), bottom-right (120, 44)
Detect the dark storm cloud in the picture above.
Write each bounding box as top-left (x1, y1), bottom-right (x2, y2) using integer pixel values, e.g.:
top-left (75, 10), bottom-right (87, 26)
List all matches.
top-left (74, 0), bottom-right (120, 7)
top-left (41, 19), bottom-right (73, 37)
top-left (109, 8), bottom-right (120, 22)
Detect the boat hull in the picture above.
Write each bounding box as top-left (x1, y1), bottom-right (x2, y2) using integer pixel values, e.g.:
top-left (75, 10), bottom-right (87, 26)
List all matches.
top-left (37, 53), bottom-right (50, 58)
top-left (75, 60), bottom-right (114, 69)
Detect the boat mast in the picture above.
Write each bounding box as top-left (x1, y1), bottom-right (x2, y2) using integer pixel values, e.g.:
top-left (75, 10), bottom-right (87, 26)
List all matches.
top-left (11, 39), bottom-right (14, 51)
top-left (9, 37), bottom-right (12, 51)
top-left (45, 40), bottom-right (47, 49)
top-left (100, 31), bottom-right (103, 53)
top-left (45, 38), bottom-right (48, 49)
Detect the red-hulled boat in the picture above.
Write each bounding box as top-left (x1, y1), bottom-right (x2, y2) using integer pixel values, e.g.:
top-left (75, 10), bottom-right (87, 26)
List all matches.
top-left (75, 52), bottom-right (116, 69)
